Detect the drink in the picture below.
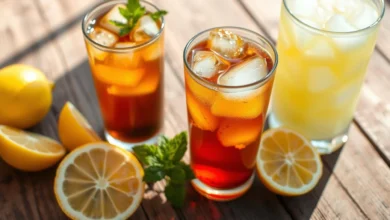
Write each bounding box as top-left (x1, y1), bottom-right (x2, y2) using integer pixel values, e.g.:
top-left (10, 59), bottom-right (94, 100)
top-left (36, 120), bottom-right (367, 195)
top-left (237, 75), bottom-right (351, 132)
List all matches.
top-left (183, 28), bottom-right (277, 200)
top-left (82, 0), bottom-right (165, 149)
top-left (269, 0), bottom-right (384, 154)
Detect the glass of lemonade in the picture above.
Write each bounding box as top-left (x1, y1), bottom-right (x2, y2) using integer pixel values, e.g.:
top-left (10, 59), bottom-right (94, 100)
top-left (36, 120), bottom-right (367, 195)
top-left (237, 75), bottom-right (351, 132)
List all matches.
top-left (269, 0), bottom-right (385, 154)
top-left (82, 0), bottom-right (165, 150)
top-left (184, 27), bottom-right (278, 200)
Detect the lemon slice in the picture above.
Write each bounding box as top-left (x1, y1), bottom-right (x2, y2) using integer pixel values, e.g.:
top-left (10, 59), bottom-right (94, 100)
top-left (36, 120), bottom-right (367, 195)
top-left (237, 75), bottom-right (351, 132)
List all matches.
top-left (54, 142), bottom-right (144, 219)
top-left (256, 128), bottom-right (322, 196)
top-left (0, 125), bottom-right (66, 171)
top-left (58, 102), bottom-right (101, 151)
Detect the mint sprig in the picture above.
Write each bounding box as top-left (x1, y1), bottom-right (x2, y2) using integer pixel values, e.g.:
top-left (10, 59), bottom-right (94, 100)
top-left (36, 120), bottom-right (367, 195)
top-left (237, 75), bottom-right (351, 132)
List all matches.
top-left (133, 132), bottom-right (194, 208)
top-left (109, 0), bottom-right (167, 37)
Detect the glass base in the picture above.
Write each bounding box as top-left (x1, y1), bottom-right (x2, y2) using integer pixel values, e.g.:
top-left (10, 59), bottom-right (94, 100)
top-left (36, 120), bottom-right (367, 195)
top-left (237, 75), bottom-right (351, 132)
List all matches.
top-left (105, 131), bottom-right (160, 151)
top-left (191, 174), bottom-right (254, 201)
top-left (268, 113), bottom-right (348, 154)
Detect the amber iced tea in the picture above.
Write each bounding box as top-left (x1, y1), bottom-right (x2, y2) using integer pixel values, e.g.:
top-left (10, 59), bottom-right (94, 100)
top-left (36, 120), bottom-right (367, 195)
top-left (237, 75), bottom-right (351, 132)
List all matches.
top-left (83, 0), bottom-right (165, 147)
top-left (184, 28), bottom-right (277, 200)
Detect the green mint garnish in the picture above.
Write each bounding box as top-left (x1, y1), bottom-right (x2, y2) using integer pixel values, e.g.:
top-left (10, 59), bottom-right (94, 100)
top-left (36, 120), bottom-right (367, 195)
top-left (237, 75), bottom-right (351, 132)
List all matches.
top-left (109, 0), bottom-right (168, 37)
top-left (133, 132), bottom-right (194, 208)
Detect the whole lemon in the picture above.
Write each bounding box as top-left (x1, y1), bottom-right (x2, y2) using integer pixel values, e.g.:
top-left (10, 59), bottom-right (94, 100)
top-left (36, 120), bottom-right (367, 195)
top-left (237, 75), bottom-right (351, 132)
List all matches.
top-left (0, 64), bottom-right (54, 129)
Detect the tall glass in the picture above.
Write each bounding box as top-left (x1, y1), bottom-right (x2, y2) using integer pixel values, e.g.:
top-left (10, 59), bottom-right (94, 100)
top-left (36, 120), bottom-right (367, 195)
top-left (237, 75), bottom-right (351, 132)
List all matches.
top-left (82, 0), bottom-right (165, 150)
top-left (269, 0), bottom-right (385, 154)
top-left (184, 27), bottom-right (278, 201)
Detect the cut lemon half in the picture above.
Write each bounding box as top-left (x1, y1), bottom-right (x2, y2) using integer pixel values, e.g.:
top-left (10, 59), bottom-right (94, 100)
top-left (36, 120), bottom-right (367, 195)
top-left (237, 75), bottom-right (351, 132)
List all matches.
top-left (54, 142), bottom-right (144, 220)
top-left (0, 125), bottom-right (66, 171)
top-left (256, 128), bottom-right (322, 196)
top-left (58, 102), bottom-right (101, 151)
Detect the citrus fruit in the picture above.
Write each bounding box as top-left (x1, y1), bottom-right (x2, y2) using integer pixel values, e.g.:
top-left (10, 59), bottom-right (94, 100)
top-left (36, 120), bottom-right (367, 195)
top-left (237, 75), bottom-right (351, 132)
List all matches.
top-left (54, 142), bottom-right (144, 219)
top-left (256, 128), bottom-right (322, 196)
top-left (58, 102), bottom-right (101, 151)
top-left (0, 125), bottom-right (66, 171)
top-left (0, 64), bottom-right (54, 129)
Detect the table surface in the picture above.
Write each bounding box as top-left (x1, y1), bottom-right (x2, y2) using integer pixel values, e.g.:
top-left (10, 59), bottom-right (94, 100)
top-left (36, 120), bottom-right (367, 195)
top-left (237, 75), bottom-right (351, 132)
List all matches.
top-left (1, 0), bottom-right (390, 219)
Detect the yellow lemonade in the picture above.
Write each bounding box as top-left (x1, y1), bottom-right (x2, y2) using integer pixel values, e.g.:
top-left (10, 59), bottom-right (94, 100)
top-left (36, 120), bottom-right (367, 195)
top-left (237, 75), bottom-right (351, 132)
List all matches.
top-left (270, 0), bottom-right (383, 153)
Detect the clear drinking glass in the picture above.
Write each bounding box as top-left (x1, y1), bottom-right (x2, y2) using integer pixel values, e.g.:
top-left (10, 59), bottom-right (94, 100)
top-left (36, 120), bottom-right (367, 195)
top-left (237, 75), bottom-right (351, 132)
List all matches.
top-left (82, 0), bottom-right (165, 150)
top-left (184, 27), bottom-right (278, 201)
top-left (269, 0), bottom-right (385, 154)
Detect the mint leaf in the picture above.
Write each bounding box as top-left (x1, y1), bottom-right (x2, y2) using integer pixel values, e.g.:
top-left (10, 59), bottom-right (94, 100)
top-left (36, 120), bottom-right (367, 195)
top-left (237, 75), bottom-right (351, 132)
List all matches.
top-left (144, 156), bottom-right (160, 166)
top-left (169, 166), bottom-right (186, 184)
top-left (165, 182), bottom-right (185, 208)
top-left (179, 162), bottom-right (195, 180)
top-left (133, 131), bottom-right (192, 208)
top-left (150, 10), bottom-right (168, 21)
top-left (109, 0), bottom-right (167, 37)
top-left (118, 7), bottom-right (132, 19)
top-left (119, 26), bottom-right (131, 37)
top-left (133, 144), bottom-right (157, 165)
top-left (109, 20), bottom-right (127, 27)
top-left (127, 0), bottom-right (141, 12)
top-left (133, 6), bottom-right (146, 19)
top-left (171, 132), bottom-right (187, 162)
top-left (144, 166), bottom-right (165, 182)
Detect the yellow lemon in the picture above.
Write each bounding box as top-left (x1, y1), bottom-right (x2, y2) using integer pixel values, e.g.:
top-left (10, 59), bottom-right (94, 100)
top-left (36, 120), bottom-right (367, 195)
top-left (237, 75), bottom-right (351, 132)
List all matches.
top-left (54, 142), bottom-right (144, 219)
top-left (256, 128), bottom-right (323, 196)
top-left (0, 64), bottom-right (54, 129)
top-left (58, 102), bottom-right (101, 151)
top-left (0, 125), bottom-right (66, 171)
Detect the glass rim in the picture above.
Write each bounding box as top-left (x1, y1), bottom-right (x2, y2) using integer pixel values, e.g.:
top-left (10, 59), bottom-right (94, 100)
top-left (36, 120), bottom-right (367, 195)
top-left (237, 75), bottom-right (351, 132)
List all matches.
top-left (82, 0), bottom-right (165, 52)
top-left (283, 0), bottom-right (385, 35)
top-left (183, 26), bottom-right (278, 90)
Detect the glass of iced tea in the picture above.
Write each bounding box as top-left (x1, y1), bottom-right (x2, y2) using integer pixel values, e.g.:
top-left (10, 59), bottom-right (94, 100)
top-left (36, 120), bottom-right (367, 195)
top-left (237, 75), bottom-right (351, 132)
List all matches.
top-left (82, 0), bottom-right (165, 150)
top-left (183, 27), bottom-right (278, 201)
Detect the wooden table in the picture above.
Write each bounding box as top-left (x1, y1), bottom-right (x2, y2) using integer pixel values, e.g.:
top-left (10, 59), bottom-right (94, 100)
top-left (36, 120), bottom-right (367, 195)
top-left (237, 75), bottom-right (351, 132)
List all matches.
top-left (1, 0), bottom-right (390, 219)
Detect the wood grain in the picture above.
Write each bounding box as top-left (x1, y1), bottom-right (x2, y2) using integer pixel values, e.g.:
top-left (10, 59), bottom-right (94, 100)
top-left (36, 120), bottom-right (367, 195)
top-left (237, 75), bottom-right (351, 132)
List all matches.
top-left (0, 0), bottom-right (389, 219)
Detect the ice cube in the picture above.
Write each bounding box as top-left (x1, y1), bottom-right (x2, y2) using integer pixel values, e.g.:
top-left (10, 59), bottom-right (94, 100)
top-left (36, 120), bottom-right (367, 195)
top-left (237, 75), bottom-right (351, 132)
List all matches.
top-left (185, 72), bottom-right (217, 106)
top-left (349, 1), bottom-right (379, 29)
top-left (186, 92), bottom-right (219, 131)
top-left (107, 70), bottom-right (160, 96)
top-left (211, 93), bottom-right (266, 119)
top-left (88, 27), bottom-right (118, 61)
top-left (192, 51), bottom-right (228, 79)
top-left (93, 64), bottom-right (145, 87)
top-left (218, 57), bottom-right (267, 87)
top-left (333, 0), bottom-right (360, 15)
top-left (304, 37), bottom-right (335, 59)
top-left (89, 27), bottom-right (118, 47)
top-left (325, 15), bottom-right (367, 51)
top-left (132, 15), bottom-right (160, 42)
top-left (292, 16), bottom-right (322, 49)
top-left (109, 42), bottom-right (143, 69)
top-left (143, 39), bottom-right (163, 61)
top-left (334, 82), bottom-right (361, 107)
top-left (317, 6), bottom-right (333, 24)
top-left (307, 66), bottom-right (336, 92)
top-left (318, 0), bottom-right (335, 12)
top-left (99, 4), bottom-right (128, 34)
top-left (217, 117), bottom-right (263, 148)
top-left (287, 0), bottom-right (318, 18)
top-left (207, 29), bottom-right (246, 59)
top-left (325, 14), bottom-right (357, 32)
top-left (114, 42), bottom-right (136, 48)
